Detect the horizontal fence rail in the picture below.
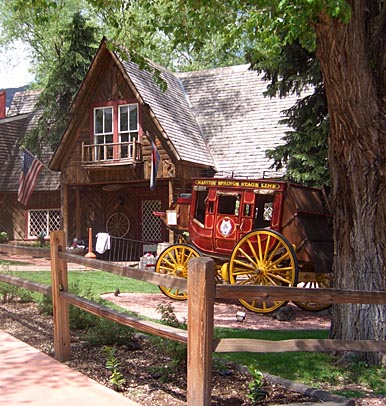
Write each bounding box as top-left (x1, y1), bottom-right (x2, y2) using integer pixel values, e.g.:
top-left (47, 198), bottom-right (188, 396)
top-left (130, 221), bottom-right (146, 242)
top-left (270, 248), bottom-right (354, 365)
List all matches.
top-left (62, 292), bottom-right (187, 344)
top-left (1, 234), bottom-right (386, 406)
top-left (0, 273), bottom-right (51, 296)
top-left (213, 338), bottom-right (386, 353)
top-left (0, 244), bottom-right (50, 258)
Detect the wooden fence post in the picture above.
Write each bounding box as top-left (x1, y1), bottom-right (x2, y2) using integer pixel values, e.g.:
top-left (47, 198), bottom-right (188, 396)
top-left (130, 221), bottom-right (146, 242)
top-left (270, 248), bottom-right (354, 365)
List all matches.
top-left (50, 230), bottom-right (71, 361)
top-left (187, 257), bottom-right (216, 406)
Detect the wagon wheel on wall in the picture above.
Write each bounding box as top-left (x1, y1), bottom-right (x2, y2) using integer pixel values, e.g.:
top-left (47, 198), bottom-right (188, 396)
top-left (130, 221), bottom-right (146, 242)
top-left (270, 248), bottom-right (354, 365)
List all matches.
top-left (228, 229), bottom-right (299, 314)
top-left (155, 244), bottom-right (201, 300)
top-left (293, 273), bottom-right (332, 312)
top-left (106, 212), bottom-right (130, 238)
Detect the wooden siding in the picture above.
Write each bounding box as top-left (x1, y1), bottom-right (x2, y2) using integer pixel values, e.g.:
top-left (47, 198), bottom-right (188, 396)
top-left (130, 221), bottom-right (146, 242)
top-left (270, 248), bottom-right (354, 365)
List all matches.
top-left (0, 191), bottom-right (60, 240)
top-left (64, 184), bottom-right (169, 243)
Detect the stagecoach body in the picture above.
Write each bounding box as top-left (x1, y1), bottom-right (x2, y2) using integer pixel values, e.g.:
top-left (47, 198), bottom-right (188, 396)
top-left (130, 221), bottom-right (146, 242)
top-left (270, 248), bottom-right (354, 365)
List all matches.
top-left (155, 178), bottom-right (333, 314)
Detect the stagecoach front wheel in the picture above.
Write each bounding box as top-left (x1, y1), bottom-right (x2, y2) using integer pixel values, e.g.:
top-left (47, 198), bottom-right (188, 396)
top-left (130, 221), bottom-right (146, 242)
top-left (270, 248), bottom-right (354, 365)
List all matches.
top-left (155, 244), bottom-right (201, 300)
top-left (228, 229), bottom-right (299, 314)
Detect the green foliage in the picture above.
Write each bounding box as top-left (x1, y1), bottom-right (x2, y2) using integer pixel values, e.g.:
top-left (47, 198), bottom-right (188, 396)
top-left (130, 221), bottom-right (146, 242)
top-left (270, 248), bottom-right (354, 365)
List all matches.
top-left (248, 37), bottom-right (330, 187)
top-left (247, 368), bottom-right (268, 404)
top-left (0, 282), bottom-right (33, 303)
top-left (103, 346), bottom-right (126, 391)
top-left (266, 87), bottom-right (330, 186)
top-left (91, 0), bottom-right (244, 72)
top-left (37, 294), bottom-right (53, 315)
top-left (84, 317), bottom-right (135, 347)
top-left (149, 302), bottom-right (187, 382)
top-left (0, 232), bottom-right (8, 243)
top-left (0, 0), bottom-right (94, 83)
top-left (156, 301), bottom-right (186, 329)
top-left (25, 12), bottom-right (98, 151)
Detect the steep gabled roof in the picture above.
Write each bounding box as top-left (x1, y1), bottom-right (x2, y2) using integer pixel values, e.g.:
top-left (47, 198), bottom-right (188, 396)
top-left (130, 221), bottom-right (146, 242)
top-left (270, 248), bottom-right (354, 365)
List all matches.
top-left (0, 93), bottom-right (60, 193)
top-left (178, 65), bottom-right (300, 178)
top-left (122, 60), bottom-right (214, 166)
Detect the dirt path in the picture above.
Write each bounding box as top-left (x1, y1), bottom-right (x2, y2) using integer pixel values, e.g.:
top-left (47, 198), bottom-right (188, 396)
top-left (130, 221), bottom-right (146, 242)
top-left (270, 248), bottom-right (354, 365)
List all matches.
top-left (102, 292), bottom-right (331, 330)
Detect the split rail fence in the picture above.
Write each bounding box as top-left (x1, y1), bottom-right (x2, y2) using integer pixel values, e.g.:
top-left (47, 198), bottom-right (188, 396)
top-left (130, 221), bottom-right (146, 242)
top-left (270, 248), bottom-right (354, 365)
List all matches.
top-left (1, 230), bottom-right (386, 406)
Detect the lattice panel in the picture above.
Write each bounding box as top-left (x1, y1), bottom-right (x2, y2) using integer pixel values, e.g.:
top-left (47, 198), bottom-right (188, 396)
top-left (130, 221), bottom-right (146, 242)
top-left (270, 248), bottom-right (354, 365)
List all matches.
top-left (49, 210), bottom-right (62, 230)
top-left (142, 200), bottom-right (161, 241)
top-left (28, 209), bottom-right (61, 238)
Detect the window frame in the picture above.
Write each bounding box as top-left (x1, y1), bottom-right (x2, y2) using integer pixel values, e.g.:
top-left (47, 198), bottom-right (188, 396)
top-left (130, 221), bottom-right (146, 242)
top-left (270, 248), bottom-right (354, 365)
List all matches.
top-left (27, 208), bottom-right (62, 240)
top-left (91, 100), bottom-right (142, 161)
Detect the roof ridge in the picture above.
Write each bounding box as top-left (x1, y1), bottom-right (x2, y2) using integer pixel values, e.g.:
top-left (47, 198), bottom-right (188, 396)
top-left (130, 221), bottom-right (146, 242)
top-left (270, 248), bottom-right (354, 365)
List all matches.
top-left (176, 64), bottom-right (251, 78)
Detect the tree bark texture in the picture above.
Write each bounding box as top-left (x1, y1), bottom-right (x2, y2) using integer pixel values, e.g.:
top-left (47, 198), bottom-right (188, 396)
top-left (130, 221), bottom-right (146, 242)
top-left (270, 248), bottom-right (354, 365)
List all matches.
top-left (315, 0), bottom-right (386, 365)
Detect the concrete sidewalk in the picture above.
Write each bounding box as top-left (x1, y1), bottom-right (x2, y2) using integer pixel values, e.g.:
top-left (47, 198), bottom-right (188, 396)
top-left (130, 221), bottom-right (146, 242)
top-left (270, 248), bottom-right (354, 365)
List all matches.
top-left (0, 330), bottom-right (140, 405)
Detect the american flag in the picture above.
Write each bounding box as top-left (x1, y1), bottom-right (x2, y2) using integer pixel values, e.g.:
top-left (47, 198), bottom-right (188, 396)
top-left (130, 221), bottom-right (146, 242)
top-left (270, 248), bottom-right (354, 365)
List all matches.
top-left (17, 149), bottom-right (44, 206)
top-left (150, 139), bottom-right (161, 190)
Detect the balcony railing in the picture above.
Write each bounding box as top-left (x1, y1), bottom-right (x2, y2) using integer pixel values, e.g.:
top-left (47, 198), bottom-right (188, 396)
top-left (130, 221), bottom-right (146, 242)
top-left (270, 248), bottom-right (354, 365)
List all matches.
top-left (82, 141), bottom-right (142, 166)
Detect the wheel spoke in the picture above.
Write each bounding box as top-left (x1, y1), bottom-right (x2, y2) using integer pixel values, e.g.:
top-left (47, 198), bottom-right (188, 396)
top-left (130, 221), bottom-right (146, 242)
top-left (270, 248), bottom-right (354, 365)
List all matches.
top-left (156, 244), bottom-right (200, 301)
top-left (269, 251), bottom-right (291, 268)
top-left (232, 258), bottom-right (255, 270)
top-left (266, 272), bottom-right (292, 285)
top-left (229, 229), bottom-right (298, 314)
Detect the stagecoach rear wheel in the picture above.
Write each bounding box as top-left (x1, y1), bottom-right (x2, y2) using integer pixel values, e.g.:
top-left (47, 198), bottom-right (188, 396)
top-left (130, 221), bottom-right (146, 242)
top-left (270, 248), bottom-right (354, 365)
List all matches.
top-left (155, 244), bottom-right (201, 300)
top-left (228, 229), bottom-right (299, 314)
top-left (293, 274), bottom-right (332, 311)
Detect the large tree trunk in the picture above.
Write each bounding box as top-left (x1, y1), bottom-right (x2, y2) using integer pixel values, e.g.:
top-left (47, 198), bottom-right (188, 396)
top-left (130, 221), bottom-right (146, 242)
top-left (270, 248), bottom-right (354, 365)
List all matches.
top-left (315, 1), bottom-right (386, 365)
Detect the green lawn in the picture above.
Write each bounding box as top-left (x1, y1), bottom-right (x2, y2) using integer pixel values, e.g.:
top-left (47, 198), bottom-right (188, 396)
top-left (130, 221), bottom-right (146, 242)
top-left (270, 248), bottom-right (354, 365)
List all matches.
top-left (3, 269), bottom-right (159, 295)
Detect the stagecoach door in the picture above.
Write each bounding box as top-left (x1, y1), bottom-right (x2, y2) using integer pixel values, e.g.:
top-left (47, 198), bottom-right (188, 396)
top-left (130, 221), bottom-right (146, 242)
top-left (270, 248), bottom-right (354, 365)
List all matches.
top-left (212, 190), bottom-right (243, 253)
top-left (212, 189), bottom-right (275, 254)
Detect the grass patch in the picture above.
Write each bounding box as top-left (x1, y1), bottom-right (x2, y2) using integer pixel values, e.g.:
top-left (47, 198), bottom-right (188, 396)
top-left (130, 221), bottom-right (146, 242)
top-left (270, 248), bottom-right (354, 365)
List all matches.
top-left (214, 330), bottom-right (385, 396)
top-left (5, 270), bottom-right (159, 295)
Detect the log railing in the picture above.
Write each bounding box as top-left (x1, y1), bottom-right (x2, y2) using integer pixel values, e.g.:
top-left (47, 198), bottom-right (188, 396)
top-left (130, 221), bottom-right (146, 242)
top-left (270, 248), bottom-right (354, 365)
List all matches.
top-left (1, 231), bottom-right (386, 406)
top-left (81, 140), bottom-right (142, 165)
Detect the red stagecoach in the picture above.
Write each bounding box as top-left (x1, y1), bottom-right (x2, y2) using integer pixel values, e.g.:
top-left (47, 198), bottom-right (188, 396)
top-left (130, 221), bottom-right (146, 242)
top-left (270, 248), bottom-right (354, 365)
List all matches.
top-left (155, 178), bottom-right (333, 314)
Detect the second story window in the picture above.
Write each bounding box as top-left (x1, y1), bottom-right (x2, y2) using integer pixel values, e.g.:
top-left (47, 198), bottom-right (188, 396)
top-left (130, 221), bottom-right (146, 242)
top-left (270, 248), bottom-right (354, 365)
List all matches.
top-left (94, 107), bottom-right (113, 159)
top-left (119, 104), bottom-right (138, 158)
top-left (90, 101), bottom-right (141, 163)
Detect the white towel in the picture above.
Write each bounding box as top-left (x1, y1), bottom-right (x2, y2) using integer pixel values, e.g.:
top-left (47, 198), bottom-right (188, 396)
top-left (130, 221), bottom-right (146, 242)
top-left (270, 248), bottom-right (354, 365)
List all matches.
top-left (96, 233), bottom-right (111, 254)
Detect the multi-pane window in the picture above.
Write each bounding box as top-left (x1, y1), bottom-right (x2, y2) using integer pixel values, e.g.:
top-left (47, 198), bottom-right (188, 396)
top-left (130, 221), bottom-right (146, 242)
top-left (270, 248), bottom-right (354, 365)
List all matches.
top-left (92, 102), bottom-right (139, 161)
top-left (28, 209), bottom-right (61, 239)
top-left (94, 107), bottom-right (113, 160)
top-left (119, 104), bottom-right (138, 158)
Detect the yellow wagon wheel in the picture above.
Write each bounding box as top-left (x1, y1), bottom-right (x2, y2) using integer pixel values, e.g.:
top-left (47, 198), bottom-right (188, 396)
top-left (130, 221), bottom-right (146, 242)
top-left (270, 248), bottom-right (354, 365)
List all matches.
top-left (155, 244), bottom-right (201, 300)
top-left (106, 213), bottom-right (130, 237)
top-left (228, 229), bottom-right (299, 314)
top-left (293, 274), bottom-right (332, 312)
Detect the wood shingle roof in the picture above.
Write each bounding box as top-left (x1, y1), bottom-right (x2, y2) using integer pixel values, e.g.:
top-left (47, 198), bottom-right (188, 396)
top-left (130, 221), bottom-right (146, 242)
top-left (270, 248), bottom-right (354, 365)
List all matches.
top-left (178, 65), bottom-right (301, 178)
top-left (0, 91), bottom-right (60, 193)
top-left (122, 60), bottom-right (214, 167)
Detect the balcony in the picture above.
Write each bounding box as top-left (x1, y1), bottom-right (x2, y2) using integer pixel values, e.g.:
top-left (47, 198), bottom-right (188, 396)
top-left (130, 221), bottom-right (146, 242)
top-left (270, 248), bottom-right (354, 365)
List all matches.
top-left (82, 141), bottom-right (142, 167)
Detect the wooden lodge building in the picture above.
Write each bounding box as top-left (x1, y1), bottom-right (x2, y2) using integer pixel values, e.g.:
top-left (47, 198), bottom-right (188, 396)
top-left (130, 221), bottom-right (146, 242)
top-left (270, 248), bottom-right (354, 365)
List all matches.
top-left (0, 90), bottom-right (61, 241)
top-left (1, 38), bottom-right (303, 256)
